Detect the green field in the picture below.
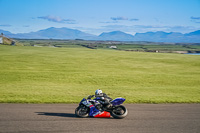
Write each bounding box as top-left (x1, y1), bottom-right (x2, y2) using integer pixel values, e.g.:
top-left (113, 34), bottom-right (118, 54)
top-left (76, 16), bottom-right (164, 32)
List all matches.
top-left (16, 39), bottom-right (200, 52)
top-left (0, 45), bottom-right (200, 103)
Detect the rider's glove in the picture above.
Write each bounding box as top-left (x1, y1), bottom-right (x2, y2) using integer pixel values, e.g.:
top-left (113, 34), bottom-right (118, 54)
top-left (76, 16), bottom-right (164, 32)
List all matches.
top-left (88, 95), bottom-right (94, 99)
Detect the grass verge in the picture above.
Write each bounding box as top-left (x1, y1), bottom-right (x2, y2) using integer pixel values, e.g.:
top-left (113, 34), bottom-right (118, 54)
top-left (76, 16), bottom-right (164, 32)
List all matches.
top-left (0, 45), bottom-right (200, 103)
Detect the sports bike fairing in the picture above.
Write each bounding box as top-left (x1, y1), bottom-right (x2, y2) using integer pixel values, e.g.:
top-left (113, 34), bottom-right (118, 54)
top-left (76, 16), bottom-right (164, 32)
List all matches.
top-left (89, 105), bottom-right (111, 118)
top-left (111, 98), bottom-right (125, 106)
top-left (81, 99), bottom-right (111, 118)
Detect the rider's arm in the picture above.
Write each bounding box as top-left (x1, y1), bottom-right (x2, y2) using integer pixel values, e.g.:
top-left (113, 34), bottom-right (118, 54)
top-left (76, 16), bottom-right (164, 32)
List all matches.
top-left (103, 93), bottom-right (113, 101)
top-left (88, 95), bottom-right (94, 99)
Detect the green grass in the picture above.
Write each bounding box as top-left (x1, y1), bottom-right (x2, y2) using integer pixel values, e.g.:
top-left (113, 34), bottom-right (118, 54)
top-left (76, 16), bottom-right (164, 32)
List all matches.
top-left (17, 39), bottom-right (200, 52)
top-left (0, 45), bottom-right (200, 103)
top-left (116, 44), bottom-right (200, 52)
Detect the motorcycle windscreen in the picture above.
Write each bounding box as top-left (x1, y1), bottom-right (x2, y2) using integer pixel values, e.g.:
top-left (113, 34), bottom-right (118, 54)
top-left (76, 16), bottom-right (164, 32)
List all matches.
top-left (111, 98), bottom-right (125, 106)
top-left (94, 111), bottom-right (110, 118)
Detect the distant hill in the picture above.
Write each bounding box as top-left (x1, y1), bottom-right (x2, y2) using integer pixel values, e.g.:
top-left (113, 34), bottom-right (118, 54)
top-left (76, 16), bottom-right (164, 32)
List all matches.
top-left (1, 27), bottom-right (200, 43)
top-left (186, 30), bottom-right (200, 36)
top-left (133, 31), bottom-right (185, 42)
top-left (183, 30), bottom-right (200, 43)
top-left (98, 31), bottom-right (134, 41)
top-left (134, 31), bottom-right (200, 43)
top-left (8, 27), bottom-right (97, 40)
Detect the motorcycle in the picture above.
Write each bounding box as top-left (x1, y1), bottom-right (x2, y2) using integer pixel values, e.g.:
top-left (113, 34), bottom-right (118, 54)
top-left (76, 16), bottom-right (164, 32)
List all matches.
top-left (75, 95), bottom-right (128, 119)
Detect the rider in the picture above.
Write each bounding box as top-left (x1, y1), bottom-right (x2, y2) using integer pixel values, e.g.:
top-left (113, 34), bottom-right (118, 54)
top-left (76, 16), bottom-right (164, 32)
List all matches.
top-left (94, 89), bottom-right (113, 109)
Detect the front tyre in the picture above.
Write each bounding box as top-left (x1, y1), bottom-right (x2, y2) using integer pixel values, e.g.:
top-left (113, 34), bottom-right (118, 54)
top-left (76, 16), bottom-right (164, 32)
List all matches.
top-left (75, 106), bottom-right (89, 118)
top-left (111, 105), bottom-right (128, 119)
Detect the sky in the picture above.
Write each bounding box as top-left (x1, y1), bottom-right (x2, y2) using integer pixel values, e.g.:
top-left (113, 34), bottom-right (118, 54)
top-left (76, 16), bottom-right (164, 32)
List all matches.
top-left (0, 0), bottom-right (200, 35)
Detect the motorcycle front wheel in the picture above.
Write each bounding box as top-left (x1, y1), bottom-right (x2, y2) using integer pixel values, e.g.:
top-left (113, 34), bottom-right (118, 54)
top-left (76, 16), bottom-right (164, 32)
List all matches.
top-left (111, 105), bottom-right (128, 119)
top-left (75, 105), bottom-right (89, 118)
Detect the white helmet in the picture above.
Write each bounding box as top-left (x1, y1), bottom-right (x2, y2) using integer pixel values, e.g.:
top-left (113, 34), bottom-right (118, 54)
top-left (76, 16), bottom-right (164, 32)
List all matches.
top-left (95, 89), bottom-right (102, 95)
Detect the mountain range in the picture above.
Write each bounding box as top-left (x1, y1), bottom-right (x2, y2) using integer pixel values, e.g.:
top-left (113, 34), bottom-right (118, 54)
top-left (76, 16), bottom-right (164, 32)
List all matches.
top-left (1, 27), bottom-right (200, 43)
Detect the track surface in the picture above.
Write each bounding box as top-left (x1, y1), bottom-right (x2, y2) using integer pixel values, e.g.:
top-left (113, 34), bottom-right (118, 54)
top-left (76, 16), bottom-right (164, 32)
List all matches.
top-left (0, 104), bottom-right (200, 133)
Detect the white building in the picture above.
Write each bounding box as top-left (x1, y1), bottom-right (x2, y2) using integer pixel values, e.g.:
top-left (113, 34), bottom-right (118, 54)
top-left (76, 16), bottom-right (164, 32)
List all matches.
top-left (109, 46), bottom-right (117, 49)
top-left (0, 37), bottom-right (3, 44)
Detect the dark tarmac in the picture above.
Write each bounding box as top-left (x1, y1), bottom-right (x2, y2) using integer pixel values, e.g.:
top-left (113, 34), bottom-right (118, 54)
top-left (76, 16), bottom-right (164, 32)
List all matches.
top-left (0, 104), bottom-right (200, 133)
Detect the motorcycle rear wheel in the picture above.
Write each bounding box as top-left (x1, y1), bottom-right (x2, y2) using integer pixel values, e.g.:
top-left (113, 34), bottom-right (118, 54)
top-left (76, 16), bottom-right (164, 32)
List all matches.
top-left (111, 105), bottom-right (128, 119)
top-left (75, 106), bottom-right (89, 118)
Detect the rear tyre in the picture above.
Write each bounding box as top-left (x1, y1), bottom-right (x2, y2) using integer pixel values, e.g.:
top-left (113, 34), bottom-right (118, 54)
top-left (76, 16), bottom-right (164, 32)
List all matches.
top-left (111, 105), bottom-right (128, 119)
top-left (75, 106), bottom-right (89, 118)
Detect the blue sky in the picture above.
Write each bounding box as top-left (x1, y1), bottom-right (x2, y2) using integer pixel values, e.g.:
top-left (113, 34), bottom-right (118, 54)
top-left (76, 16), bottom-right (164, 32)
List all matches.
top-left (0, 0), bottom-right (200, 35)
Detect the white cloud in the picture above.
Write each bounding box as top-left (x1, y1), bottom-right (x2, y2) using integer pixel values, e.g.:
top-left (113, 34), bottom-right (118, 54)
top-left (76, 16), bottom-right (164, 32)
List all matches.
top-left (129, 18), bottom-right (139, 21)
top-left (110, 16), bottom-right (139, 22)
top-left (38, 15), bottom-right (76, 24)
top-left (0, 24), bottom-right (12, 27)
top-left (111, 16), bottom-right (128, 21)
top-left (191, 16), bottom-right (200, 23)
top-left (100, 16), bottom-right (139, 24)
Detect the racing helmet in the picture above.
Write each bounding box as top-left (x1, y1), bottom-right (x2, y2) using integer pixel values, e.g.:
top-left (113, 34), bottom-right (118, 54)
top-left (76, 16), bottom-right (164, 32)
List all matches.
top-left (95, 89), bottom-right (102, 95)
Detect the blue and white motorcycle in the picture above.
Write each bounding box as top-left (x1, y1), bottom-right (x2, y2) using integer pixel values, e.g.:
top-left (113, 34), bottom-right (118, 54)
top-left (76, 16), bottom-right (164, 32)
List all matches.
top-left (75, 95), bottom-right (128, 119)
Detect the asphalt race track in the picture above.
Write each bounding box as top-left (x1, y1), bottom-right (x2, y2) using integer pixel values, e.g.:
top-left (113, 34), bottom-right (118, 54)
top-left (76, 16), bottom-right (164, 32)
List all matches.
top-left (0, 104), bottom-right (200, 133)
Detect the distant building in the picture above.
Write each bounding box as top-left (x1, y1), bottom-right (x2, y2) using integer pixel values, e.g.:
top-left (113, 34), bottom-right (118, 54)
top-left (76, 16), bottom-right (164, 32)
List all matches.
top-left (0, 33), bottom-right (4, 44)
top-left (0, 37), bottom-right (3, 44)
top-left (175, 51), bottom-right (188, 54)
top-left (109, 46), bottom-right (117, 49)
